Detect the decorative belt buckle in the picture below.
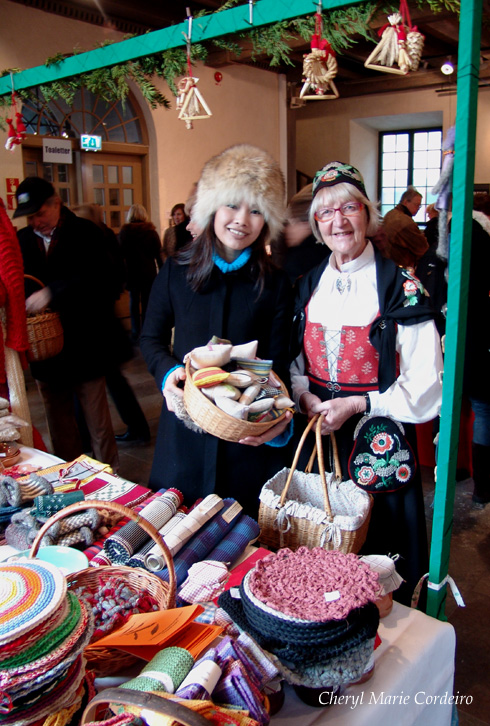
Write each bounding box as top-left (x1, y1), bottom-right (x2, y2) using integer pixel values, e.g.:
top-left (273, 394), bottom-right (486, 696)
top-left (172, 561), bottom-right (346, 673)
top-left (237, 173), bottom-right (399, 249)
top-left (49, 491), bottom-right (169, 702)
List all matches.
top-left (326, 382), bottom-right (341, 392)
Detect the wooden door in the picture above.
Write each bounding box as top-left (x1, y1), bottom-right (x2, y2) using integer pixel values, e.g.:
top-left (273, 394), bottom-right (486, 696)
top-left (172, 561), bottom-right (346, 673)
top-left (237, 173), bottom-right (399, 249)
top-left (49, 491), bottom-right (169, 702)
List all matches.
top-left (81, 153), bottom-right (143, 233)
top-left (22, 146), bottom-right (76, 206)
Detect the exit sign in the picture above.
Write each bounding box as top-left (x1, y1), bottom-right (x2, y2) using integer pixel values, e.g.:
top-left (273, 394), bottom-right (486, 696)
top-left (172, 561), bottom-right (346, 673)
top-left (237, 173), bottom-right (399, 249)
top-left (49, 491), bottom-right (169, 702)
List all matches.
top-left (81, 134), bottom-right (102, 152)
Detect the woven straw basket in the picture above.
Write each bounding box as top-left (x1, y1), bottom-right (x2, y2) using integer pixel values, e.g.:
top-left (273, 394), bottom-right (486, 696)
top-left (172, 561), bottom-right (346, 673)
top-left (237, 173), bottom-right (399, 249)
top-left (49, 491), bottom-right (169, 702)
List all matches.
top-left (183, 359), bottom-right (289, 442)
top-left (258, 415), bottom-right (373, 554)
top-left (24, 274), bottom-right (64, 362)
top-left (29, 499), bottom-right (176, 677)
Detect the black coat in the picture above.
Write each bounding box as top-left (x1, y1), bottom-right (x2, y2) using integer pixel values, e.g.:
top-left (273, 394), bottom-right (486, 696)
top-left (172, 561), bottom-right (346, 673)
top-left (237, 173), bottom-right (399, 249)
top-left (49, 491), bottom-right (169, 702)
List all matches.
top-left (119, 222), bottom-right (162, 291)
top-left (19, 207), bottom-right (129, 383)
top-left (140, 257), bottom-right (293, 516)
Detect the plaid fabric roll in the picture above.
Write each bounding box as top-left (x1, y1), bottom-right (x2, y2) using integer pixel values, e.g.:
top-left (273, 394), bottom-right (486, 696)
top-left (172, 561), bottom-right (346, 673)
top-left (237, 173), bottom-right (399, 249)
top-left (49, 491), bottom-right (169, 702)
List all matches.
top-left (148, 494), bottom-right (224, 562)
top-left (204, 514), bottom-right (260, 568)
top-left (152, 499), bottom-right (241, 585)
top-left (33, 491), bottom-right (85, 518)
top-left (84, 495), bottom-right (160, 562)
top-left (128, 509), bottom-right (187, 568)
top-left (174, 648), bottom-right (222, 700)
top-left (235, 631), bottom-right (279, 690)
top-left (212, 657), bottom-right (270, 725)
top-left (103, 489), bottom-right (182, 564)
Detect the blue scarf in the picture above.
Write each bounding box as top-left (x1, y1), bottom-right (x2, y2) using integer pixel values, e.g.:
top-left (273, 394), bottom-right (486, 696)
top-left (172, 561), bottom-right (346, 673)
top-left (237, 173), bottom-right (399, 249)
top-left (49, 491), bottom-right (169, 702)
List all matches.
top-left (212, 247), bottom-right (251, 272)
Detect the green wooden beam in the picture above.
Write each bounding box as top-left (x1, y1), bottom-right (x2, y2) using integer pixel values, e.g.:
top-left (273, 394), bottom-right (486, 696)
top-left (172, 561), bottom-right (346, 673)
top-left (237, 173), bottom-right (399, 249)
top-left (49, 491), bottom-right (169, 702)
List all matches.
top-left (426, 0), bottom-right (482, 620)
top-left (0, 0), bottom-right (362, 96)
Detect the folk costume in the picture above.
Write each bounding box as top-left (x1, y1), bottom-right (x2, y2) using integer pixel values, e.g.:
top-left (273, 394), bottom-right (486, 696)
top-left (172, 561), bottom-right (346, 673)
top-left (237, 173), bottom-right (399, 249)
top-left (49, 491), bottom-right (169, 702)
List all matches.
top-left (141, 145), bottom-right (292, 518)
top-left (290, 162), bottom-right (443, 605)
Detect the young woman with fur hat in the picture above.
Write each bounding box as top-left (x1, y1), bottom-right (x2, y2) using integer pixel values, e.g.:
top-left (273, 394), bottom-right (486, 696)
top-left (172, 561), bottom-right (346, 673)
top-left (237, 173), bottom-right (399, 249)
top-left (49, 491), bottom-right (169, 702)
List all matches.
top-left (141, 144), bottom-right (293, 517)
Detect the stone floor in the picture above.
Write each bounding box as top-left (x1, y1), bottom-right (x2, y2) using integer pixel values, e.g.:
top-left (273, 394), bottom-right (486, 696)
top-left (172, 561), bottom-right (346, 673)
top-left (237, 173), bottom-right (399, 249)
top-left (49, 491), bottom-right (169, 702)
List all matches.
top-left (25, 349), bottom-right (490, 726)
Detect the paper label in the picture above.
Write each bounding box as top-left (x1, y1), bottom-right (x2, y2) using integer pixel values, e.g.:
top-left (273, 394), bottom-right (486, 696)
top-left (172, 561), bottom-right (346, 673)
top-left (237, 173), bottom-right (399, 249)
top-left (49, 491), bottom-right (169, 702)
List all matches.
top-left (177, 660), bottom-right (222, 694)
top-left (324, 590), bottom-right (341, 603)
top-left (221, 501), bottom-right (243, 523)
top-left (230, 587), bottom-right (241, 599)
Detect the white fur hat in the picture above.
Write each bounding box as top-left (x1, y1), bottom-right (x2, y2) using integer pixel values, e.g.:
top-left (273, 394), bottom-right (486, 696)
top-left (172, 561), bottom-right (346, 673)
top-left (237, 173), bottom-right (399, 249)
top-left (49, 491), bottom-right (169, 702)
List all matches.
top-left (192, 144), bottom-right (286, 243)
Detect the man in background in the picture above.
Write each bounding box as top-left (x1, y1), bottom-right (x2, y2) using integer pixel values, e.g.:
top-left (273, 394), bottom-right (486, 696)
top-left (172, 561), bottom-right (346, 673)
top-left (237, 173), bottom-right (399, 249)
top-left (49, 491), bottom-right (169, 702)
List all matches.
top-left (383, 186), bottom-right (428, 270)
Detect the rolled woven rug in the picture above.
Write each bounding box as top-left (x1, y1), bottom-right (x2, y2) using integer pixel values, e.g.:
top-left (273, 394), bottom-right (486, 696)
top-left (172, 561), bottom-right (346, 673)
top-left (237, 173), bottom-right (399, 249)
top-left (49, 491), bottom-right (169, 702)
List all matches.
top-left (122, 647), bottom-right (194, 695)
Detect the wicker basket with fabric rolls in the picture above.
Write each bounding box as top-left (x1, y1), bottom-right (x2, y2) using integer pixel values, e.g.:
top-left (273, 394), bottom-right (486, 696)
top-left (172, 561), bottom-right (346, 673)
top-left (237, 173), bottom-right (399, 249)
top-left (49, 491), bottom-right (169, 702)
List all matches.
top-left (29, 499), bottom-right (176, 677)
top-left (24, 274), bottom-right (64, 362)
top-left (183, 358), bottom-right (290, 443)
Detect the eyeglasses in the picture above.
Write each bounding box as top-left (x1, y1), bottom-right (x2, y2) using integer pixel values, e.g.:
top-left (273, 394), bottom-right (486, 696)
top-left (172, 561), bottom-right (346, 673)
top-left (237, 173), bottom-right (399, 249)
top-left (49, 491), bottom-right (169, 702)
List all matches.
top-left (314, 202), bottom-right (365, 222)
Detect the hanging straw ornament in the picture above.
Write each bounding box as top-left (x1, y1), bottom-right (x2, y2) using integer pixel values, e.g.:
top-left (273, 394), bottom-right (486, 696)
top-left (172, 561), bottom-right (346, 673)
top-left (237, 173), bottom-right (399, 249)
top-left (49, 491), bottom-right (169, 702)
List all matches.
top-left (300, 10), bottom-right (338, 100)
top-left (176, 11), bottom-right (212, 130)
top-left (364, 0), bottom-right (424, 76)
top-left (4, 88), bottom-right (25, 152)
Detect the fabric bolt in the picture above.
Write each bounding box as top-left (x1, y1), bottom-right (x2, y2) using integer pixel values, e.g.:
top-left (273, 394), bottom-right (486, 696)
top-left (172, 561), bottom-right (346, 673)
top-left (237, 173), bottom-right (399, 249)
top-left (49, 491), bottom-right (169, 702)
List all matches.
top-left (146, 494), bottom-right (225, 566)
top-left (0, 475), bottom-right (53, 507)
top-left (103, 489), bottom-right (182, 564)
top-left (201, 514), bottom-right (260, 568)
top-left (152, 498), bottom-right (240, 584)
top-left (33, 490), bottom-right (85, 518)
top-left (126, 538), bottom-right (157, 568)
top-left (84, 494), bottom-right (159, 562)
top-left (235, 631), bottom-right (279, 690)
top-left (178, 561), bottom-right (229, 603)
top-left (141, 510), bottom-right (188, 570)
top-left (122, 647), bottom-right (194, 695)
top-left (0, 560), bottom-right (67, 645)
top-left (80, 477), bottom-right (152, 511)
top-left (213, 657), bottom-right (270, 726)
top-left (89, 551), bottom-right (113, 567)
top-left (214, 636), bottom-right (263, 690)
top-left (174, 648), bottom-right (223, 700)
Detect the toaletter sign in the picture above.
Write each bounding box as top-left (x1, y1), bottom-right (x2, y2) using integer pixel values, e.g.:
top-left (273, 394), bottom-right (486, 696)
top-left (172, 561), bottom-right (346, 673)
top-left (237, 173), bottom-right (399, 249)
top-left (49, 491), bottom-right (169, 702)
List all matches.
top-left (43, 139), bottom-right (73, 164)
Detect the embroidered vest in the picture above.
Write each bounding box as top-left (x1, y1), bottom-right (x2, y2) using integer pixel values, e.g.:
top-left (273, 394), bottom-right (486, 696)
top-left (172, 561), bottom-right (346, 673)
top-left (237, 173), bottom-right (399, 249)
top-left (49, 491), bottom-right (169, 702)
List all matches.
top-left (304, 306), bottom-right (380, 394)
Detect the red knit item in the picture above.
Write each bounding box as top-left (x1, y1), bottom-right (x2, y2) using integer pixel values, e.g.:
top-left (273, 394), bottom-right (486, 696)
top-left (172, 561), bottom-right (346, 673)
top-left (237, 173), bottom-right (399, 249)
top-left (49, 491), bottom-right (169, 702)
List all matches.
top-left (0, 198), bottom-right (29, 383)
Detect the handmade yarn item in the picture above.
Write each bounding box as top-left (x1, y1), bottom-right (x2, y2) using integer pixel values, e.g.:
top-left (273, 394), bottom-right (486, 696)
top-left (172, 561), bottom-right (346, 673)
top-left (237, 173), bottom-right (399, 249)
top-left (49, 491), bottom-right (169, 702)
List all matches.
top-left (121, 647), bottom-right (195, 694)
top-left (74, 575), bottom-right (160, 641)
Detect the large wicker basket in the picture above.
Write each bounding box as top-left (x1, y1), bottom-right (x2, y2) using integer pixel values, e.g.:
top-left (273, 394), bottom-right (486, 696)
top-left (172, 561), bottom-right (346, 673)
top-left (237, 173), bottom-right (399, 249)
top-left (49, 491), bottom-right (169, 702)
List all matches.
top-left (258, 415), bottom-right (373, 554)
top-left (24, 274), bottom-right (64, 362)
top-left (183, 359), bottom-right (289, 442)
top-left (29, 499), bottom-right (177, 677)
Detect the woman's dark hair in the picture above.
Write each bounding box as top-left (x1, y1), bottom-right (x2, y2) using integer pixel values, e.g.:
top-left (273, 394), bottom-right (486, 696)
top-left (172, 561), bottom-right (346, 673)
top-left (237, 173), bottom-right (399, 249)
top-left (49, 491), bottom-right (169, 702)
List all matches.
top-left (177, 216), bottom-right (273, 294)
top-left (171, 203), bottom-right (186, 217)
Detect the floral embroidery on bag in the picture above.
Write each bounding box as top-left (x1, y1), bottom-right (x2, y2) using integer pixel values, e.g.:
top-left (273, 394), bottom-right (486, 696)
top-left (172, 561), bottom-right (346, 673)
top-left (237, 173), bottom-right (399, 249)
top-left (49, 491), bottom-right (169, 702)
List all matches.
top-left (352, 421), bottom-right (412, 490)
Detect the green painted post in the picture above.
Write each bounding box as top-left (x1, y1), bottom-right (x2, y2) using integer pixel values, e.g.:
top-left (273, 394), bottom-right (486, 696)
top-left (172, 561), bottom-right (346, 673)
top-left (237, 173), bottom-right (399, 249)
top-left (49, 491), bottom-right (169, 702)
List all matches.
top-left (0, 0), bottom-right (364, 96)
top-left (426, 0), bottom-right (482, 620)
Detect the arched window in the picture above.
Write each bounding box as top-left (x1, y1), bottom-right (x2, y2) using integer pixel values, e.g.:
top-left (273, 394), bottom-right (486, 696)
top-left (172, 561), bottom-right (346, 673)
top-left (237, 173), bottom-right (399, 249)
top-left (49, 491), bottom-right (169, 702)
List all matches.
top-left (21, 88), bottom-right (143, 144)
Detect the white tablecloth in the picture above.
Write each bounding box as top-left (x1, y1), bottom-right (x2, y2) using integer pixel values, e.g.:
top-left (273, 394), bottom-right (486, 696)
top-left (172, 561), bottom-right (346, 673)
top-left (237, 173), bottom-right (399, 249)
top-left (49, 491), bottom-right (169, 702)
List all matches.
top-left (273, 602), bottom-right (455, 726)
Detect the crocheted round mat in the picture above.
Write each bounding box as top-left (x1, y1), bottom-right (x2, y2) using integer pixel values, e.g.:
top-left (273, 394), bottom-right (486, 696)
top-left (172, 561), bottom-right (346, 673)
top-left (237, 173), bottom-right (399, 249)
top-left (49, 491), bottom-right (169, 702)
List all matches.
top-left (0, 560), bottom-right (66, 645)
top-left (248, 547), bottom-right (379, 621)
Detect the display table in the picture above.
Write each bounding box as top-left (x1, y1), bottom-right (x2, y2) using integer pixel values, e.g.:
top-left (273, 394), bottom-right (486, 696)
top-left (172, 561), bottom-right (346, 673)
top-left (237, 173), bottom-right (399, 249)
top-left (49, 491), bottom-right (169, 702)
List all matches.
top-left (274, 602), bottom-right (455, 726)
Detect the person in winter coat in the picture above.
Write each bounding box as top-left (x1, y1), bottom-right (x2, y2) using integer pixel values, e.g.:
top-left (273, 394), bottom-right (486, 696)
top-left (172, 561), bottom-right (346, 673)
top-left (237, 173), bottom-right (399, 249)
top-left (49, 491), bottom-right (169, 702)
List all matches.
top-left (119, 204), bottom-right (162, 344)
top-left (141, 144), bottom-right (293, 517)
top-left (14, 177), bottom-right (120, 468)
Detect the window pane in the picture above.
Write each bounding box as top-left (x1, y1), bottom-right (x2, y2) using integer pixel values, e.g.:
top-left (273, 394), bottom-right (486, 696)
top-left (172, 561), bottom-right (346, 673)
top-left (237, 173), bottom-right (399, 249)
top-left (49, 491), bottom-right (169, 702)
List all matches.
top-left (413, 150), bottom-right (428, 168)
top-left (413, 169), bottom-right (427, 187)
top-left (395, 152), bottom-right (409, 170)
top-left (396, 134), bottom-right (409, 151)
top-left (427, 168), bottom-right (440, 187)
top-left (94, 188), bottom-right (105, 205)
top-left (428, 131), bottom-right (442, 149)
top-left (383, 135), bottom-right (396, 152)
top-left (382, 169), bottom-right (395, 186)
top-left (427, 150), bottom-right (441, 168)
top-left (414, 132), bottom-right (428, 150)
top-left (43, 164), bottom-right (53, 182)
top-left (383, 152), bottom-right (397, 170)
top-left (109, 188), bottom-right (119, 206)
top-left (123, 188), bottom-right (133, 207)
top-left (381, 188), bottom-right (395, 206)
top-left (122, 166), bottom-right (133, 184)
top-left (395, 169), bottom-right (408, 186)
top-left (108, 166), bottom-right (118, 184)
top-left (25, 161), bottom-right (37, 177)
top-left (92, 165), bottom-right (104, 183)
top-left (59, 188), bottom-right (70, 205)
top-left (110, 210), bottom-right (121, 227)
top-left (57, 165), bottom-right (68, 183)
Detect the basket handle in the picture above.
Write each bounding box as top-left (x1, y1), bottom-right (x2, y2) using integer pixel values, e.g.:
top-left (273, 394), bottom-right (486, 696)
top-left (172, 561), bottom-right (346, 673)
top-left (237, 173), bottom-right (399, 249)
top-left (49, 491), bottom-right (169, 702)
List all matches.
top-left (24, 274), bottom-right (47, 290)
top-left (28, 499), bottom-right (177, 607)
top-left (81, 688), bottom-right (213, 726)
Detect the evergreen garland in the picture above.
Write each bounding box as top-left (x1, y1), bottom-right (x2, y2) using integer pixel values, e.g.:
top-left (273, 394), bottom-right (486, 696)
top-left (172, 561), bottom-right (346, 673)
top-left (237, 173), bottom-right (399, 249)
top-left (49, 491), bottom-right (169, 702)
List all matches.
top-left (0, 0), bottom-right (460, 126)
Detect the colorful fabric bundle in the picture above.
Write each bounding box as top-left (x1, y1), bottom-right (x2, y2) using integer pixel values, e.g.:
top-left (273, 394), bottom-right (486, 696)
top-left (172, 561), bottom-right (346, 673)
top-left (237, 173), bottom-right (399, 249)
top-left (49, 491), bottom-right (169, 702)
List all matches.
top-left (128, 508), bottom-right (187, 568)
top-left (121, 647), bottom-right (194, 695)
top-left (103, 489), bottom-right (182, 564)
top-left (217, 547), bottom-right (380, 689)
top-left (151, 498), bottom-right (241, 584)
top-left (0, 560), bottom-right (94, 725)
top-left (32, 490), bottom-right (85, 518)
top-left (178, 561), bottom-right (229, 604)
top-left (174, 649), bottom-right (223, 701)
top-left (80, 475), bottom-right (152, 513)
top-left (0, 474), bottom-right (52, 507)
top-left (5, 507), bottom-right (100, 551)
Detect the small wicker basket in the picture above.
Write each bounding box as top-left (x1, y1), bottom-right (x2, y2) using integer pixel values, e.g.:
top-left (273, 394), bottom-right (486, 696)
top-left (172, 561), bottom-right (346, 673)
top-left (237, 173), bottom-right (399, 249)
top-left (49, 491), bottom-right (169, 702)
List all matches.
top-left (29, 499), bottom-right (177, 677)
top-left (24, 274), bottom-right (64, 362)
top-left (258, 415), bottom-right (373, 554)
top-left (183, 359), bottom-right (289, 442)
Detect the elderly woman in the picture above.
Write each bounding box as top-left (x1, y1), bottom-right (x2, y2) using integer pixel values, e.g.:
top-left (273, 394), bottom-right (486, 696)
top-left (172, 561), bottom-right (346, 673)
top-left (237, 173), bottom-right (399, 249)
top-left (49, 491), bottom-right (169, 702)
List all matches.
top-left (290, 162), bottom-right (443, 605)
